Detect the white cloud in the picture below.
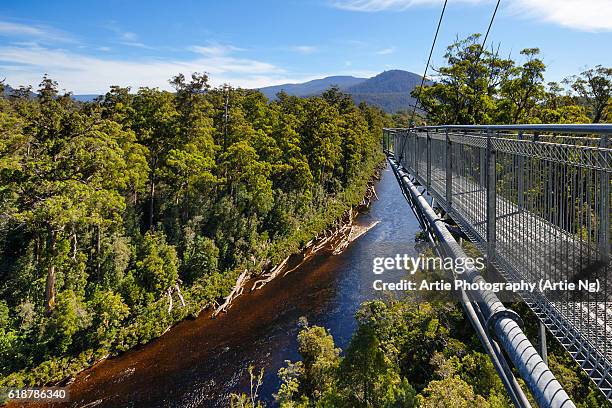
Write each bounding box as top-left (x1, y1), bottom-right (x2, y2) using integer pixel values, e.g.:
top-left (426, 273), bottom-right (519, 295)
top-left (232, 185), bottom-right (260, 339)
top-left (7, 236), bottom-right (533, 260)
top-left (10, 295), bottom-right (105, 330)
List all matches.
top-left (0, 20), bottom-right (74, 42)
top-left (0, 43), bottom-right (300, 93)
top-left (189, 44), bottom-right (246, 56)
top-left (331, 0), bottom-right (483, 12)
top-left (120, 31), bottom-right (138, 41)
top-left (106, 28), bottom-right (157, 49)
top-left (291, 45), bottom-right (318, 54)
top-left (509, 0), bottom-right (612, 31)
top-left (331, 0), bottom-right (612, 31)
top-left (120, 41), bottom-right (155, 49)
top-left (0, 21), bottom-right (46, 36)
top-left (376, 47), bottom-right (395, 55)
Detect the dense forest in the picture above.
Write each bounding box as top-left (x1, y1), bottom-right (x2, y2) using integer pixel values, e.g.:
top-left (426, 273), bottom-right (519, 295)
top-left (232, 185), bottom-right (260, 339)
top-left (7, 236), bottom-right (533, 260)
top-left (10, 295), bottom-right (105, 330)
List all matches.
top-left (0, 75), bottom-right (389, 386)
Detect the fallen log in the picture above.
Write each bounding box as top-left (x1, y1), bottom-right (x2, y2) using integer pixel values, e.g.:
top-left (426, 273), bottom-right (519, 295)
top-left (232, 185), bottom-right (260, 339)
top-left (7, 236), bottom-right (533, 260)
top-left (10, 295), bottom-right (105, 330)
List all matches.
top-left (251, 255), bottom-right (290, 290)
top-left (212, 269), bottom-right (249, 317)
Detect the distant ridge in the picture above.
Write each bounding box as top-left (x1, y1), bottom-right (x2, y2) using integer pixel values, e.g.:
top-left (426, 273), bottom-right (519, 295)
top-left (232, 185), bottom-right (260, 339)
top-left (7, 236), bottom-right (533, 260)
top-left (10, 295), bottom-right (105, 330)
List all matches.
top-left (258, 76), bottom-right (366, 100)
top-left (3, 85), bottom-right (99, 102)
top-left (258, 70), bottom-right (427, 113)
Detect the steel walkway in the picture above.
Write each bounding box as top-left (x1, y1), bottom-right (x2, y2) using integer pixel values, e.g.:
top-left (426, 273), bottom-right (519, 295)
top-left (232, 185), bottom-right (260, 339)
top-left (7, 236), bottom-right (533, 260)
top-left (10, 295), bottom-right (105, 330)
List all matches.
top-left (385, 124), bottom-right (612, 402)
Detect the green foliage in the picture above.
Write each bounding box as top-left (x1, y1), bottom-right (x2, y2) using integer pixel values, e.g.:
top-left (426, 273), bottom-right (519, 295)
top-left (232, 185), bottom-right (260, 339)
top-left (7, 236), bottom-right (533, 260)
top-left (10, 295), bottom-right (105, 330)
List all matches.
top-left (86, 290), bottom-right (129, 348)
top-left (44, 291), bottom-right (88, 354)
top-left (565, 65), bottom-right (612, 123)
top-left (182, 235), bottom-right (219, 283)
top-left (297, 324), bottom-right (341, 398)
top-left (416, 34), bottom-right (610, 125)
top-left (417, 376), bottom-right (488, 408)
top-left (135, 231), bottom-right (179, 297)
top-left (275, 297), bottom-right (609, 407)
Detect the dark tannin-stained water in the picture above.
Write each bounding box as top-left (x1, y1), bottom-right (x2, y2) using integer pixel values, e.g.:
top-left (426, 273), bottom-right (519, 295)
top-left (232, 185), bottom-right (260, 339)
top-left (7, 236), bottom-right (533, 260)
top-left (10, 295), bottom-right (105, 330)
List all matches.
top-left (33, 165), bottom-right (421, 408)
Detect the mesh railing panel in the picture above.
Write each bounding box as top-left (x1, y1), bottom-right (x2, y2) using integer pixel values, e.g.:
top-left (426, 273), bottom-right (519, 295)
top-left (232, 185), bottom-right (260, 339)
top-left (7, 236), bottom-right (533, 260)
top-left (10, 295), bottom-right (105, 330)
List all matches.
top-left (386, 126), bottom-right (612, 399)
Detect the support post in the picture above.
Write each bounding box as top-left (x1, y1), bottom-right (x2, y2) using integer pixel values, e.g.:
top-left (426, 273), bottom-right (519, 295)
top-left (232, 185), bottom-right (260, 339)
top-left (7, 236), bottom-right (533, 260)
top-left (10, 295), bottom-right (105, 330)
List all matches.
top-left (538, 321), bottom-right (548, 365)
top-left (414, 130), bottom-right (419, 176)
top-left (480, 134), bottom-right (487, 188)
top-left (386, 130), bottom-right (390, 152)
top-left (426, 130), bottom-right (432, 189)
top-left (599, 135), bottom-right (610, 262)
top-left (446, 128), bottom-right (452, 207)
top-left (382, 130), bottom-right (386, 152)
top-left (486, 129), bottom-right (497, 257)
top-left (518, 132), bottom-right (525, 211)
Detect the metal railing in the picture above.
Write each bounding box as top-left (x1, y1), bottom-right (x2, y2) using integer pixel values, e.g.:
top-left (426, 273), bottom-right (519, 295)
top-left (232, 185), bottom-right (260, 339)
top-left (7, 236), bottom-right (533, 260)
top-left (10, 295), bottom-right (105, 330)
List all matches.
top-left (384, 124), bottom-right (612, 402)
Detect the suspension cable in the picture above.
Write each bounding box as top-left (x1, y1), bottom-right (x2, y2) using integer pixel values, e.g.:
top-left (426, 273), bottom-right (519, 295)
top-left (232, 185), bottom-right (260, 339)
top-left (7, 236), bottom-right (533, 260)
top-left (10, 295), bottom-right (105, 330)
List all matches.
top-left (397, 0), bottom-right (448, 163)
top-left (479, 0), bottom-right (501, 59)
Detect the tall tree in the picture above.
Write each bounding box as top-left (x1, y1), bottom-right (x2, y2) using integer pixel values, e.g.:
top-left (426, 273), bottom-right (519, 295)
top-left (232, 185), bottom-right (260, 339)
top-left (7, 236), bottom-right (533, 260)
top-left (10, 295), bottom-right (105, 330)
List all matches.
top-left (565, 65), bottom-right (612, 123)
top-left (497, 48), bottom-right (546, 123)
top-left (131, 88), bottom-right (178, 229)
top-left (415, 34), bottom-right (513, 125)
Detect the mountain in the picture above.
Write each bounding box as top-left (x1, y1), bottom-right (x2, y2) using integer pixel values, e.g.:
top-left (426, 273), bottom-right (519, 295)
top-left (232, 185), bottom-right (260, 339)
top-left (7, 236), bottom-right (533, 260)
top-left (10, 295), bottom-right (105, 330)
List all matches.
top-left (259, 75), bottom-right (366, 100)
top-left (258, 70), bottom-right (427, 113)
top-left (345, 70), bottom-right (422, 94)
top-left (2, 85), bottom-right (37, 99)
top-left (345, 70), bottom-right (425, 113)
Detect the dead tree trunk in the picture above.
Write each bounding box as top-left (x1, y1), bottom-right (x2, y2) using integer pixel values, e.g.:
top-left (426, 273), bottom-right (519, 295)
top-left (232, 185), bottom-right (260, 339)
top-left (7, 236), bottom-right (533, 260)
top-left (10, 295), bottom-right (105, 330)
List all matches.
top-left (45, 228), bottom-right (57, 314)
top-left (213, 269), bottom-right (249, 317)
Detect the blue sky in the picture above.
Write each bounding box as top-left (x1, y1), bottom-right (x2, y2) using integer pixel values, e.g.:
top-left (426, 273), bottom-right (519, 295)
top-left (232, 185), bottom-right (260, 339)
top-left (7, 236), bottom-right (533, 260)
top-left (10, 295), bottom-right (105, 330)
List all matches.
top-left (1, 0), bottom-right (611, 93)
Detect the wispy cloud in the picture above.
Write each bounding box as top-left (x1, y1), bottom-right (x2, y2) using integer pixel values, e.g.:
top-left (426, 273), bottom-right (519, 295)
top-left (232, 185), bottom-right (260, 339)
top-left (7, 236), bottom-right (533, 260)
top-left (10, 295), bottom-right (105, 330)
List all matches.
top-left (509, 0), bottom-right (612, 32)
top-left (290, 45), bottom-right (318, 54)
top-left (104, 24), bottom-right (156, 49)
top-left (0, 21), bottom-right (46, 36)
top-left (331, 0), bottom-right (612, 31)
top-left (0, 20), bottom-right (75, 42)
top-left (120, 41), bottom-right (155, 49)
top-left (331, 0), bottom-right (483, 12)
top-left (0, 42), bottom-right (304, 93)
top-left (119, 31), bottom-right (138, 41)
top-left (376, 47), bottom-right (395, 55)
top-left (189, 44), bottom-right (246, 56)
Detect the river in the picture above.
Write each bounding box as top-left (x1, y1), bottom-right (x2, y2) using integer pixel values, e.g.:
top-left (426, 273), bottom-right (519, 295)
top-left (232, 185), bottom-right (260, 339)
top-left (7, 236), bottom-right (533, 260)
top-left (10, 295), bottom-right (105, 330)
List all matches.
top-left (37, 165), bottom-right (421, 408)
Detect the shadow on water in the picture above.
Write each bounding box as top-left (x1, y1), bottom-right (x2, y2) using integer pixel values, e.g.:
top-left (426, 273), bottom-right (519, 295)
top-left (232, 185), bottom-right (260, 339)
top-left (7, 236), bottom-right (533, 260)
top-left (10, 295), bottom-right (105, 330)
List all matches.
top-left (34, 165), bottom-right (421, 408)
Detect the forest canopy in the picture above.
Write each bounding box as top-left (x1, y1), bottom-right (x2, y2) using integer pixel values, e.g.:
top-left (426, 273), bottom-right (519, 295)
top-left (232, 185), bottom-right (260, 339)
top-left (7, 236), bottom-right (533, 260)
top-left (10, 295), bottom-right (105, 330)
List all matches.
top-left (0, 74), bottom-right (389, 386)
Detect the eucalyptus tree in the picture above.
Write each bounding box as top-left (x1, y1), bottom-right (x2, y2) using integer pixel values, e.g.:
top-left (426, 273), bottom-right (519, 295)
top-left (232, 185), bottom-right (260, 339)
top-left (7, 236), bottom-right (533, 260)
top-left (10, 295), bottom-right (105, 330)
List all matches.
top-left (565, 65), bottom-right (612, 123)
top-left (497, 48), bottom-right (546, 123)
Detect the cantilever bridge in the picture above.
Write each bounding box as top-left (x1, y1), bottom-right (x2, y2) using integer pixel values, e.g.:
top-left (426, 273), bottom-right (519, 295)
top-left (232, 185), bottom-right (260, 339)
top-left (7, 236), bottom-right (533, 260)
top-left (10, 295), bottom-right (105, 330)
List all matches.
top-left (384, 124), bottom-right (611, 408)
